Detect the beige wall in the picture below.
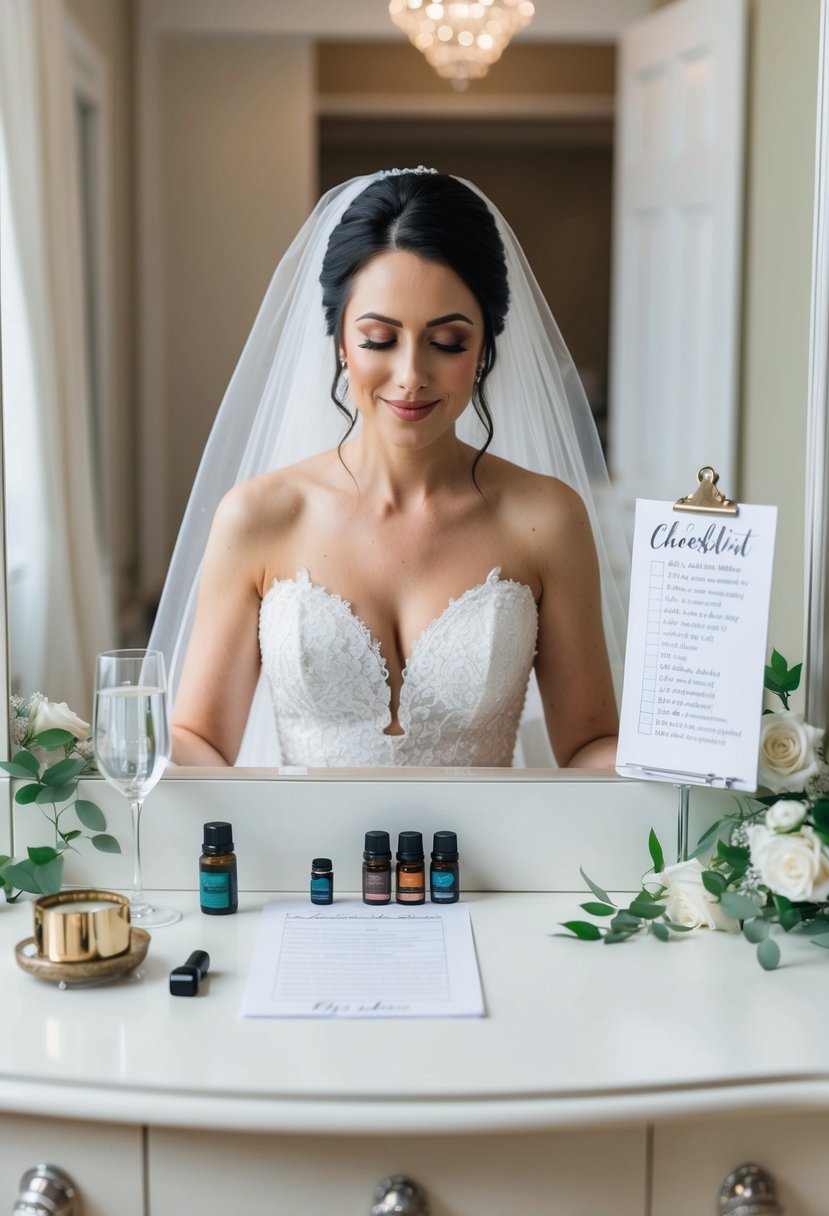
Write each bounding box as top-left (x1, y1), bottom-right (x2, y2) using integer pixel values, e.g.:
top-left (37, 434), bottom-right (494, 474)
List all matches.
top-left (740, 0), bottom-right (819, 677)
top-left (63, 0), bottom-right (135, 613)
top-left (158, 38), bottom-right (314, 550)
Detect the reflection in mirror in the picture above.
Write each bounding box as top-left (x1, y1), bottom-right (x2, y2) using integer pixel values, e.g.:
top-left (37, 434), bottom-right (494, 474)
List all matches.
top-left (0, 0), bottom-right (822, 773)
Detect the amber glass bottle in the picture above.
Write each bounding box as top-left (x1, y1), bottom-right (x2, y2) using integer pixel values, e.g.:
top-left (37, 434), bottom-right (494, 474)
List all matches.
top-left (199, 821), bottom-right (238, 915)
top-left (396, 830), bottom-right (425, 905)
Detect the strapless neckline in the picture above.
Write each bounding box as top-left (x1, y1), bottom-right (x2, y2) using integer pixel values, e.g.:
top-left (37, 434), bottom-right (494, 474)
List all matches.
top-left (262, 565), bottom-right (535, 700)
top-left (258, 566), bottom-right (539, 766)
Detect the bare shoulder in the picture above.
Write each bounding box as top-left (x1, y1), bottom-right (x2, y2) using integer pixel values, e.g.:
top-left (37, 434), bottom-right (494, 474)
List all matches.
top-left (213, 449), bottom-right (340, 541)
top-left (479, 452), bottom-right (591, 546)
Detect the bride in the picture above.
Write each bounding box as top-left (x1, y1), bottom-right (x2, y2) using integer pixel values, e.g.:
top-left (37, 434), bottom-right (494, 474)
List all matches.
top-left (152, 170), bottom-right (627, 768)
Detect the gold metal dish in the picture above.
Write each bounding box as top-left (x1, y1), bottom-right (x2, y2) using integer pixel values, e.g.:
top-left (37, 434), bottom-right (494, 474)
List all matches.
top-left (34, 889), bottom-right (130, 962)
top-left (15, 927), bottom-right (151, 985)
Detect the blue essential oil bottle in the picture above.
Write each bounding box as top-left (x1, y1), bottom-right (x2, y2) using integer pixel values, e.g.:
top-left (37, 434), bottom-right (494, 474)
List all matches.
top-left (310, 857), bottom-right (334, 905)
top-left (430, 830), bottom-right (460, 903)
top-left (199, 821), bottom-right (238, 915)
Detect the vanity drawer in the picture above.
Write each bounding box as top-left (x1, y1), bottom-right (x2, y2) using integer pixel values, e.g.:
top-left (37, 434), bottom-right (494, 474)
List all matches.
top-left (148, 1125), bottom-right (647, 1215)
top-left (0, 1112), bottom-right (144, 1216)
top-left (652, 1112), bottom-right (829, 1216)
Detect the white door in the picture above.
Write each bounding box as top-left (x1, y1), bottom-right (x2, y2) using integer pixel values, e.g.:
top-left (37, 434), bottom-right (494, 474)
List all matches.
top-left (609, 0), bottom-right (746, 510)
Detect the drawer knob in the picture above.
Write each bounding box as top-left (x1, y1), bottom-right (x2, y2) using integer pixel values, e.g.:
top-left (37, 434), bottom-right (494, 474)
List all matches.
top-left (371, 1174), bottom-right (430, 1215)
top-left (12, 1165), bottom-right (77, 1216)
top-left (719, 1163), bottom-right (784, 1216)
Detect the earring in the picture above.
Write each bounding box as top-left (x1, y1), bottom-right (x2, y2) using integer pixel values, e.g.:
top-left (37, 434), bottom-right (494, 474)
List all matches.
top-left (339, 355), bottom-right (347, 370)
top-left (474, 364), bottom-right (483, 385)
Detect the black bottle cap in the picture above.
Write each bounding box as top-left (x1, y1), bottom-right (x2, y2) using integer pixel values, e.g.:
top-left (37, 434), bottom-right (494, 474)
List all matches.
top-left (397, 830), bottom-right (424, 862)
top-left (364, 830), bottom-right (391, 860)
top-left (432, 830), bottom-right (459, 860)
top-left (202, 821), bottom-right (234, 854)
top-left (312, 857), bottom-right (333, 871)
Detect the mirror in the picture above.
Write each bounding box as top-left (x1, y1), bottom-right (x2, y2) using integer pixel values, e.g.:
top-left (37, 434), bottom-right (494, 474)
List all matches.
top-left (0, 0), bottom-right (823, 772)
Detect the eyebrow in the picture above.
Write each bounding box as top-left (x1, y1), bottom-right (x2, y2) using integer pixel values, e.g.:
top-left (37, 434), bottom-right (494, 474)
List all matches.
top-left (354, 311), bottom-right (475, 327)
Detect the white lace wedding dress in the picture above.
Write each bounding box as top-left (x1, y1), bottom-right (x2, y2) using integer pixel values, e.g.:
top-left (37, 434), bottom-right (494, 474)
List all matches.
top-left (259, 567), bottom-right (538, 767)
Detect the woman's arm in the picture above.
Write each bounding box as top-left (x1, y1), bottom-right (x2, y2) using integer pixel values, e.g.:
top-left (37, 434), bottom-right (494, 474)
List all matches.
top-left (531, 480), bottom-right (619, 770)
top-left (171, 486), bottom-right (264, 765)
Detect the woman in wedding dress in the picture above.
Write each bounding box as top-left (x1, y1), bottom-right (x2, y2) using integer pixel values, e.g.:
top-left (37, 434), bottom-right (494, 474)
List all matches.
top-left (156, 170), bottom-right (625, 769)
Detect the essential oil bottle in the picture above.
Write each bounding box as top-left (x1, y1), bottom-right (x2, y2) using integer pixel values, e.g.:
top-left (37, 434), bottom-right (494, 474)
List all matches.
top-left (310, 857), bottom-right (334, 905)
top-left (199, 821), bottom-right (238, 915)
top-left (396, 830), bottom-right (426, 905)
top-left (430, 830), bottom-right (460, 903)
top-left (363, 830), bottom-right (392, 904)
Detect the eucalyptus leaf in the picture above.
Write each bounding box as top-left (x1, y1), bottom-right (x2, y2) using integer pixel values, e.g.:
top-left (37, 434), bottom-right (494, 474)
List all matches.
top-left (628, 897), bottom-right (666, 920)
top-left (3, 854), bottom-right (64, 895)
top-left (720, 891), bottom-right (764, 920)
top-left (11, 750), bottom-right (40, 777)
top-left (560, 920), bottom-right (602, 941)
top-left (61, 829), bottom-right (82, 842)
top-left (716, 840), bottom-right (750, 865)
top-left (27, 845), bottom-right (59, 865)
top-left (664, 921), bottom-right (694, 932)
top-left (757, 937), bottom-right (781, 971)
top-left (611, 910), bottom-right (642, 932)
top-left (579, 867), bottom-right (615, 907)
top-left (91, 833), bottom-right (121, 854)
top-left (580, 901), bottom-right (616, 917)
top-left (742, 917), bottom-right (770, 944)
top-left (36, 782), bottom-right (77, 804)
top-left (0, 761), bottom-right (44, 780)
top-left (689, 818), bottom-right (730, 859)
top-left (41, 758), bottom-right (86, 787)
top-left (651, 922), bottom-right (670, 942)
top-left (701, 869), bottom-right (727, 896)
top-left (648, 828), bottom-right (664, 873)
top-left (14, 784), bottom-right (42, 805)
top-left (602, 930), bottom-right (637, 944)
top-left (74, 800), bottom-right (106, 832)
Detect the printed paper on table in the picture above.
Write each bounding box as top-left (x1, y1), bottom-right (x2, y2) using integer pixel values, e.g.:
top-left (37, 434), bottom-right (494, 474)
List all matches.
top-left (241, 899), bottom-right (484, 1019)
top-left (617, 499), bottom-right (777, 790)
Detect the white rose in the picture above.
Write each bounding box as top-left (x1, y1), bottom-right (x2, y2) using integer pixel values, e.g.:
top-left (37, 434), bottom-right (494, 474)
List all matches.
top-left (757, 824), bottom-right (829, 900)
top-left (660, 858), bottom-right (740, 933)
top-left (765, 799), bottom-right (809, 832)
top-left (29, 698), bottom-right (90, 742)
top-left (758, 710), bottom-right (823, 793)
top-left (747, 823), bottom-right (829, 902)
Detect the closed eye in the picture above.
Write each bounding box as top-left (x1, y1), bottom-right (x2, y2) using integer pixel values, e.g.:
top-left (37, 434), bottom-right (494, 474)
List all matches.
top-left (358, 337), bottom-right (467, 354)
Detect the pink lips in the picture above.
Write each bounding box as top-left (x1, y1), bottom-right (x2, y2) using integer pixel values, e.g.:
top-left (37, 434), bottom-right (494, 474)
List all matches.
top-left (382, 398), bottom-right (440, 421)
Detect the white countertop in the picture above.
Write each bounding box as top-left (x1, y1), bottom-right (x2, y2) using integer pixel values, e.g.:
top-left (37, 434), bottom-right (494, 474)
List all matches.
top-left (3, 891), bottom-right (829, 1134)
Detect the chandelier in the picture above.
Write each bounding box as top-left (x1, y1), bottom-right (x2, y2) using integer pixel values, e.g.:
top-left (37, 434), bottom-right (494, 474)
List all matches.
top-left (388, 0), bottom-right (535, 90)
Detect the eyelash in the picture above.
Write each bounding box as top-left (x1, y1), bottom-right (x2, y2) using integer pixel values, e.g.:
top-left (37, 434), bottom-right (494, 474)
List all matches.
top-left (358, 338), bottom-right (467, 354)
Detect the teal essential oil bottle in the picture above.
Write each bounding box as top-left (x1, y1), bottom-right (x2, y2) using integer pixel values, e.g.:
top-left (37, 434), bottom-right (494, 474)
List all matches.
top-left (430, 830), bottom-right (460, 903)
top-left (200, 821), bottom-right (238, 915)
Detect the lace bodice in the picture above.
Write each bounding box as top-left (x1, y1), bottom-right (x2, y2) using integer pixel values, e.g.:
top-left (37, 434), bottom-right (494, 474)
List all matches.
top-left (258, 567), bottom-right (538, 767)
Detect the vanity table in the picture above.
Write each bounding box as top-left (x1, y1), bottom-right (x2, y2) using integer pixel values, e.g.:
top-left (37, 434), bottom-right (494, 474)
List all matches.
top-left (1, 771), bottom-right (827, 1215)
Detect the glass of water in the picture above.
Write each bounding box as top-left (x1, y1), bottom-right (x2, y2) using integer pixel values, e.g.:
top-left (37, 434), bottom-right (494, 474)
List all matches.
top-left (93, 649), bottom-right (181, 927)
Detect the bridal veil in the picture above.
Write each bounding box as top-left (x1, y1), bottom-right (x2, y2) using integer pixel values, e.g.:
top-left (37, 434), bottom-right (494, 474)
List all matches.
top-left (149, 170), bottom-right (628, 765)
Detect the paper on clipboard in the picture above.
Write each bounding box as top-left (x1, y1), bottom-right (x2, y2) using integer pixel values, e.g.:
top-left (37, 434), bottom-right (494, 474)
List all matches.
top-left (241, 900), bottom-right (485, 1019)
top-left (616, 498), bottom-right (777, 790)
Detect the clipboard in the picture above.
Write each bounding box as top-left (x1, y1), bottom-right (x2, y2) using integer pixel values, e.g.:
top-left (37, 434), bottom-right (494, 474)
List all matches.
top-left (615, 467), bottom-right (778, 858)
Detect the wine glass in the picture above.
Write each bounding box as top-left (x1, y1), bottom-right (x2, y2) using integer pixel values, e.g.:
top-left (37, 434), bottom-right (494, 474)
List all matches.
top-left (93, 649), bottom-right (181, 927)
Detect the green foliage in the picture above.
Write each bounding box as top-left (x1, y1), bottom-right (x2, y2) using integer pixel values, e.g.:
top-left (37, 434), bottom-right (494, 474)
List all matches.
top-left (0, 729), bottom-right (120, 899)
top-left (764, 650), bottom-right (802, 709)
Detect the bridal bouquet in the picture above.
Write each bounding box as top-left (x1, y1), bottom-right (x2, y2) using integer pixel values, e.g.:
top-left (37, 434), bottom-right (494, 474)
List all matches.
top-left (563, 652), bottom-right (829, 970)
top-left (0, 693), bottom-right (120, 899)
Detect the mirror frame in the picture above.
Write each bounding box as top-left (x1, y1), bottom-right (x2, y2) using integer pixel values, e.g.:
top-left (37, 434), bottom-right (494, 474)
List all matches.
top-left (0, 0), bottom-right (827, 774)
top-left (806, 0), bottom-right (829, 728)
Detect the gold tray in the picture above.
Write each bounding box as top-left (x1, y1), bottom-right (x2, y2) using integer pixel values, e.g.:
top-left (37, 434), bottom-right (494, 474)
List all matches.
top-left (15, 927), bottom-right (151, 986)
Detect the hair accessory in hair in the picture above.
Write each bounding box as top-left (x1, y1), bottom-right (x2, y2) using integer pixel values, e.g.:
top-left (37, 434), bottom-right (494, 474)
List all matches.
top-left (380, 165), bottom-right (439, 177)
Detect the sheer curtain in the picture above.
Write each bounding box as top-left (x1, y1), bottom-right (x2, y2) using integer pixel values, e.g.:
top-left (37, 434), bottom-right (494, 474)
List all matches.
top-left (0, 0), bottom-right (113, 719)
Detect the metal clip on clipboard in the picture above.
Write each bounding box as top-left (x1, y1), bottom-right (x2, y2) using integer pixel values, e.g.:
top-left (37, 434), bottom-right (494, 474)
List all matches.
top-left (660, 467), bottom-right (739, 860)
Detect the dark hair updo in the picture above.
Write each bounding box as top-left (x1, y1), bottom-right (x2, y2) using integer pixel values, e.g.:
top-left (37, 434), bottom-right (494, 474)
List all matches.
top-left (319, 171), bottom-right (510, 482)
